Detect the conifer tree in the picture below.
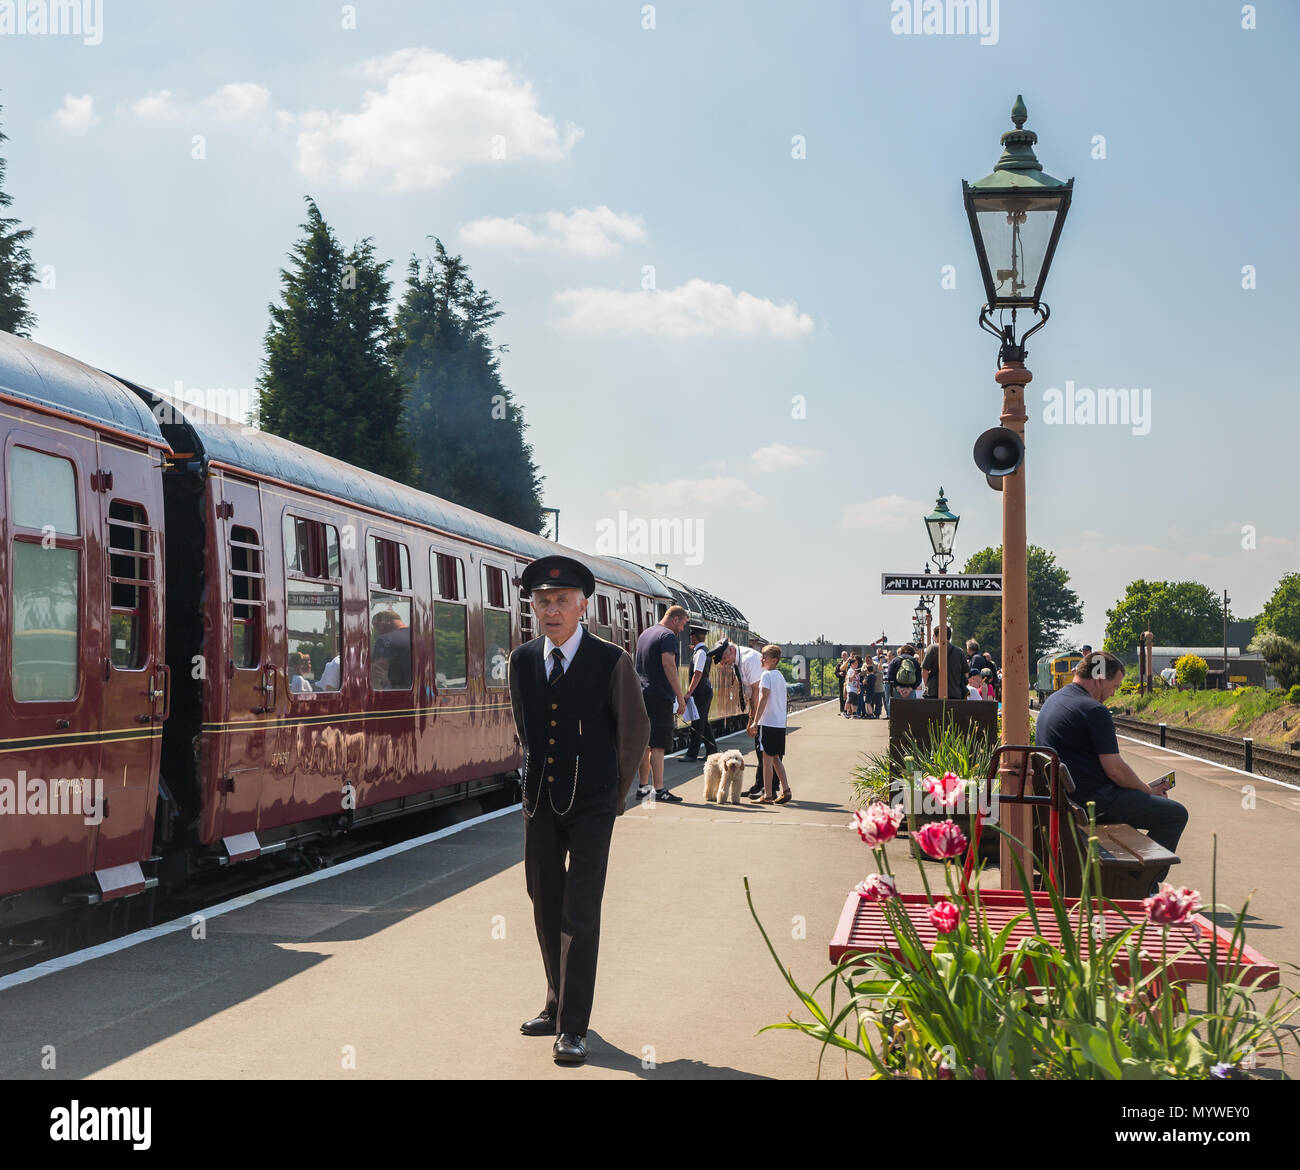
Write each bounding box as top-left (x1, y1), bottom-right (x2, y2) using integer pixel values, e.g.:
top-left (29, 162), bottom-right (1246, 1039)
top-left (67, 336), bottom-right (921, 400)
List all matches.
top-left (0, 106), bottom-right (37, 337)
top-left (396, 239), bottom-right (544, 531)
top-left (255, 198), bottom-right (413, 482)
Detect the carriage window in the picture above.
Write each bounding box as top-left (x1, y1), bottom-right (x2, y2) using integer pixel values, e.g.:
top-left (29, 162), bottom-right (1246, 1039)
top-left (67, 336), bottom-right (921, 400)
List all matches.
top-left (12, 543), bottom-right (79, 700)
top-left (367, 534), bottom-right (412, 691)
top-left (435, 552), bottom-right (466, 601)
top-left (432, 550), bottom-right (468, 690)
top-left (9, 448), bottom-right (81, 701)
top-left (595, 594), bottom-right (613, 642)
top-left (283, 514), bottom-right (339, 580)
top-left (230, 524), bottom-right (264, 669)
top-left (285, 515), bottom-right (342, 697)
top-left (519, 584), bottom-right (534, 641)
top-left (286, 582), bottom-right (341, 696)
top-left (483, 565), bottom-right (511, 689)
top-left (433, 601), bottom-right (468, 690)
top-left (11, 446), bottom-right (78, 535)
top-left (108, 501), bottom-right (152, 670)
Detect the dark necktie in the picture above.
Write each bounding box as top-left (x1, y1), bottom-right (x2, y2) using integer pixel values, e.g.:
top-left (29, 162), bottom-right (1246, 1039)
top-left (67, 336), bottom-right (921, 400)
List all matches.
top-left (548, 647), bottom-right (565, 685)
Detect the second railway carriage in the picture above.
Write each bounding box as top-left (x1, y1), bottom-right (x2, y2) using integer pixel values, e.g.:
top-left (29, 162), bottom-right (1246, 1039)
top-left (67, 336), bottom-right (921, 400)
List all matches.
top-left (0, 330), bottom-right (754, 934)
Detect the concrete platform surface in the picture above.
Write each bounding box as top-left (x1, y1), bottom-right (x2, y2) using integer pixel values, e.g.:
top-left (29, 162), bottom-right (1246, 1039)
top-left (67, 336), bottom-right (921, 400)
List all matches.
top-left (0, 700), bottom-right (1294, 1079)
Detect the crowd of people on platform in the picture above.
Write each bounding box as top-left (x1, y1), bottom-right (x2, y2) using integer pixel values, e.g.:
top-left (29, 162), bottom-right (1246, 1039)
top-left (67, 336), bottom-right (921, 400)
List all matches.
top-left (834, 630), bottom-right (1003, 718)
top-left (632, 606), bottom-right (792, 805)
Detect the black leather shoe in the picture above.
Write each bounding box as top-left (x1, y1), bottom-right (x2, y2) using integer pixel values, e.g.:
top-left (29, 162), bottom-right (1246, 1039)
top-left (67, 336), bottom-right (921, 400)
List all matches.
top-left (553, 1033), bottom-right (587, 1063)
top-left (520, 1013), bottom-right (556, 1036)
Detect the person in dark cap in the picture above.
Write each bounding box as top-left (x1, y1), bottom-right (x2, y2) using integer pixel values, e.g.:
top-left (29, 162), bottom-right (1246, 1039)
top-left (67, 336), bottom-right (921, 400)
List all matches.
top-left (510, 554), bottom-right (649, 1065)
top-left (682, 625), bottom-right (719, 761)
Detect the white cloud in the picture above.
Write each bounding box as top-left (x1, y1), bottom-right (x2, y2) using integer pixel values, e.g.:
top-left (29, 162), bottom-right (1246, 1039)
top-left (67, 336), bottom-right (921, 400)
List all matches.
top-left (554, 278), bottom-right (815, 339)
top-left (54, 94), bottom-right (100, 133)
top-left (605, 476), bottom-right (766, 516)
top-left (291, 47), bottom-right (582, 190)
top-left (132, 90), bottom-right (179, 119)
top-left (132, 83), bottom-right (269, 122)
top-left (203, 82), bottom-right (271, 120)
top-left (751, 443), bottom-right (822, 471)
top-left (842, 495), bottom-right (931, 531)
top-left (460, 206), bottom-right (646, 257)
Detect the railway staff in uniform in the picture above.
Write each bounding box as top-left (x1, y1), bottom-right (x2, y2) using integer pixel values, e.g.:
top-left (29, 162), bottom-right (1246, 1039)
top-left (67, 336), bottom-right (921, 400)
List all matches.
top-left (510, 555), bottom-right (650, 1065)
top-left (683, 626), bottom-right (719, 761)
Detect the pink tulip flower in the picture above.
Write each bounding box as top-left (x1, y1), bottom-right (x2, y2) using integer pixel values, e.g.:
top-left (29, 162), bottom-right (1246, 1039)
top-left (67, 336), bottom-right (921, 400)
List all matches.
top-left (928, 899), bottom-right (961, 933)
top-left (922, 772), bottom-right (965, 810)
top-left (1144, 884), bottom-right (1201, 926)
top-left (855, 873), bottom-right (899, 902)
top-left (915, 819), bottom-right (968, 860)
top-left (852, 801), bottom-right (904, 847)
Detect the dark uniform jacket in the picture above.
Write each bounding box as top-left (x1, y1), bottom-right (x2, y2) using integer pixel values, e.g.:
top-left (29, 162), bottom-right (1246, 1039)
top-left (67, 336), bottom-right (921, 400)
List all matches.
top-left (509, 630), bottom-right (650, 818)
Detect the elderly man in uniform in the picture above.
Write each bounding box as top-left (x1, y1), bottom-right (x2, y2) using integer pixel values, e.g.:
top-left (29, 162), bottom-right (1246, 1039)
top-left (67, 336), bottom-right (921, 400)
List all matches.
top-left (510, 554), bottom-right (649, 1065)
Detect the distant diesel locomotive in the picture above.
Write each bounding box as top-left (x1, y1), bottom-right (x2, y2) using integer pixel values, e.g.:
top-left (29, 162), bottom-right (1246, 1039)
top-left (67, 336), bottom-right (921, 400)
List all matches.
top-left (0, 332), bottom-right (751, 937)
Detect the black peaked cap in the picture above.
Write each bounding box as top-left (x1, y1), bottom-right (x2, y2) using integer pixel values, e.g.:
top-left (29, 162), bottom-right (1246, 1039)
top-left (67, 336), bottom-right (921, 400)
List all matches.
top-left (520, 554), bottom-right (596, 598)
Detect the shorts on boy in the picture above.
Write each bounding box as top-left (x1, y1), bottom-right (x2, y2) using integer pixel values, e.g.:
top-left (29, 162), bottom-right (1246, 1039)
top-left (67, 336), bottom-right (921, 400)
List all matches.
top-left (757, 725), bottom-right (786, 758)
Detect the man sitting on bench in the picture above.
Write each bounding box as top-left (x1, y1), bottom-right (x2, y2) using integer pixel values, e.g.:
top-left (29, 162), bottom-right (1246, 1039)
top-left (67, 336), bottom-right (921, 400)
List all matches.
top-left (1035, 650), bottom-right (1187, 889)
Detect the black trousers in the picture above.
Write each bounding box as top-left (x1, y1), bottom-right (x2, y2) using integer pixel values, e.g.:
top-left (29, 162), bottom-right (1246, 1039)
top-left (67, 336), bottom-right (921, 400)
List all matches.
top-left (524, 795), bottom-right (617, 1035)
top-left (686, 686), bottom-right (718, 758)
top-left (1095, 789), bottom-right (1189, 886)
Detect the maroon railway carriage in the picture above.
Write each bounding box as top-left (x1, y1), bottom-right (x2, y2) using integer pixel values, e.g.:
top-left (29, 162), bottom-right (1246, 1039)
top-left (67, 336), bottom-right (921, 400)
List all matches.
top-left (0, 335), bottom-right (169, 916)
top-left (1, 332), bottom-right (753, 934)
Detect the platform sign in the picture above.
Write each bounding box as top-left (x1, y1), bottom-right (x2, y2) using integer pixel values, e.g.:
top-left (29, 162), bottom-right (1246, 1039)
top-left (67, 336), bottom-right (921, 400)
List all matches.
top-left (881, 573), bottom-right (1003, 596)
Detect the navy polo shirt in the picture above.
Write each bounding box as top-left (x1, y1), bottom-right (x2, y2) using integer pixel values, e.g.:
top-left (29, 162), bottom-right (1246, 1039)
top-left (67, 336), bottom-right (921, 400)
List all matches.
top-left (1034, 682), bottom-right (1120, 809)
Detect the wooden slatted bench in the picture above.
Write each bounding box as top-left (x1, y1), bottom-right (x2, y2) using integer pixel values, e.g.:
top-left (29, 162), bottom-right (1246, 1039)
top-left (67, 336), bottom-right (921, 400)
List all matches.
top-left (1027, 755), bottom-right (1179, 899)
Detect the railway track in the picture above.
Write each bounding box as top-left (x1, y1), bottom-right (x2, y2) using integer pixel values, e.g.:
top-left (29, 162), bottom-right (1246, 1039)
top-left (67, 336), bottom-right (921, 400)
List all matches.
top-left (1111, 714), bottom-right (1300, 784)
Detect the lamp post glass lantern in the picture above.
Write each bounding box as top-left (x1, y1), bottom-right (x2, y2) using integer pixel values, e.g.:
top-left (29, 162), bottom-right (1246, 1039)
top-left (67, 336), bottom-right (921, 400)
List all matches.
top-left (963, 95), bottom-right (1072, 313)
top-left (924, 489), bottom-right (960, 572)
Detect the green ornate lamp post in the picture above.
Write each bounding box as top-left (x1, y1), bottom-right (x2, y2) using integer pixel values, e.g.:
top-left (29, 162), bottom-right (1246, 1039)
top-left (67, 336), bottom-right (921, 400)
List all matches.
top-left (924, 491), bottom-right (960, 681)
top-left (963, 96), bottom-right (1073, 887)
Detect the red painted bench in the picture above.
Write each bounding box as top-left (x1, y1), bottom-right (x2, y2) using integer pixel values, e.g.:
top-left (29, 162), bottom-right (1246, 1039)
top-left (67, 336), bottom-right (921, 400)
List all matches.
top-left (829, 889), bottom-right (1279, 989)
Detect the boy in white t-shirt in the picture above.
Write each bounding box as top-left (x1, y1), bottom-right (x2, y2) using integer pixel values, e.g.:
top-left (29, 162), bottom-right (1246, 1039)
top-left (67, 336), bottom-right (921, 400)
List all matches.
top-left (747, 644), bottom-right (792, 805)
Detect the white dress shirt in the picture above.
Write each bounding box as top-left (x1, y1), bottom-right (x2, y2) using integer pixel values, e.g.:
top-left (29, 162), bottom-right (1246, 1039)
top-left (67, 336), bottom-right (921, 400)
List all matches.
top-left (543, 624), bottom-right (585, 677)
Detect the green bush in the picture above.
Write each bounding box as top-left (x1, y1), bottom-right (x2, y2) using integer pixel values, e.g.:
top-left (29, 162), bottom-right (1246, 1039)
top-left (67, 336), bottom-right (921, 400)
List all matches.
top-left (1175, 654), bottom-right (1208, 691)
top-left (1288, 684), bottom-right (1300, 705)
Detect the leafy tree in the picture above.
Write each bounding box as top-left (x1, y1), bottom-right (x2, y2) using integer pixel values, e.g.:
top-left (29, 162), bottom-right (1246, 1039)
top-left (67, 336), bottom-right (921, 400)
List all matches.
top-left (945, 545), bottom-right (1082, 667)
top-left (0, 105), bottom-right (37, 336)
top-left (1174, 653), bottom-right (1207, 691)
top-left (395, 238), bottom-right (544, 531)
top-left (1258, 573), bottom-right (1300, 644)
top-left (1249, 628), bottom-right (1300, 690)
top-left (255, 198), bottom-right (413, 481)
top-left (1102, 580), bottom-right (1226, 655)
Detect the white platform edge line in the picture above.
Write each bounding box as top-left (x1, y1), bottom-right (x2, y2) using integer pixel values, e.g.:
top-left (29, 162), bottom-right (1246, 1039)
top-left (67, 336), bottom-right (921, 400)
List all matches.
top-left (1116, 733), bottom-right (1300, 793)
top-left (0, 803), bottom-right (520, 994)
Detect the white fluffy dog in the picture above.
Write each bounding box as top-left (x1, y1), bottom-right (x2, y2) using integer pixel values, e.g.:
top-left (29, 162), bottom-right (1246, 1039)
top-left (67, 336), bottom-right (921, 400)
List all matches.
top-left (702, 749), bottom-right (746, 804)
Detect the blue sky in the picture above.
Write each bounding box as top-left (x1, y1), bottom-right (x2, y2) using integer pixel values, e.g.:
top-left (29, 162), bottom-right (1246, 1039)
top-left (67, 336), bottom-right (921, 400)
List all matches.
top-left (3, 0), bottom-right (1296, 646)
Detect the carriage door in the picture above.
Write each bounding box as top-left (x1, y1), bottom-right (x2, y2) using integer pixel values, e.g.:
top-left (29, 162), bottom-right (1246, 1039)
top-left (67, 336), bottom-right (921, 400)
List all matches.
top-left (93, 439), bottom-right (167, 883)
top-left (208, 474), bottom-right (273, 846)
top-left (1, 433), bottom-right (100, 894)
